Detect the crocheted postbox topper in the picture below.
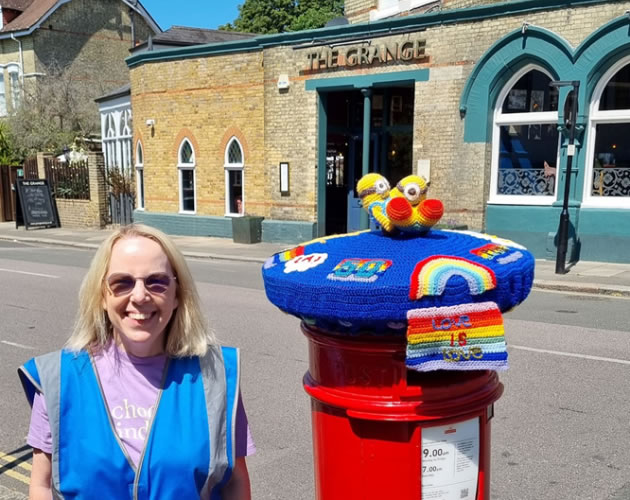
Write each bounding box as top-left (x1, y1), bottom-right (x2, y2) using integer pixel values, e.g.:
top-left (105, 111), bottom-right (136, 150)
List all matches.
top-left (262, 176), bottom-right (534, 372)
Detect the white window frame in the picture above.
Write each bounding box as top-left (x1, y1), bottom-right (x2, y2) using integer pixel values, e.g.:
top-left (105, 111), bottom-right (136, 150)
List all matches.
top-left (178, 138), bottom-right (196, 214)
top-left (135, 141), bottom-right (145, 211)
top-left (582, 56), bottom-right (630, 209)
top-left (7, 64), bottom-right (20, 111)
top-left (104, 114), bottom-right (117, 169)
top-left (489, 65), bottom-right (560, 206)
top-left (370, 0), bottom-right (436, 21)
top-left (0, 71), bottom-right (7, 117)
top-left (224, 137), bottom-right (245, 216)
top-left (120, 109), bottom-right (132, 172)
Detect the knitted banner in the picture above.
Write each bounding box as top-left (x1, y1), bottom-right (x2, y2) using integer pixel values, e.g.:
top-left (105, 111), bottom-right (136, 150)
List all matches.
top-left (406, 302), bottom-right (508, 372)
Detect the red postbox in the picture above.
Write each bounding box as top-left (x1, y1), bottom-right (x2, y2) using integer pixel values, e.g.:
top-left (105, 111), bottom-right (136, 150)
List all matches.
top-left (302, 325), bottom-right (502, 500)
top-left (261, 224), bottom-right (534, 500)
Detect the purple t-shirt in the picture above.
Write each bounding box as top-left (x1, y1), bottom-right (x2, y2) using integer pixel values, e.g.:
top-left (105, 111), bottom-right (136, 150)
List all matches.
top-left (27, 343), bottom-right (255, 466)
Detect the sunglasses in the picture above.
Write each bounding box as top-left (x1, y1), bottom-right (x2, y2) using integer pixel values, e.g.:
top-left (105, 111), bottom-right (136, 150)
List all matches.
top-left (105, 272), bottom-right (176, 297)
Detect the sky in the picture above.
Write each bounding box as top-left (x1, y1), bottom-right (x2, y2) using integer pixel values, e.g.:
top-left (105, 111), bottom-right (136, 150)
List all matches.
top-left (140, 0), bottom-right (241, 31)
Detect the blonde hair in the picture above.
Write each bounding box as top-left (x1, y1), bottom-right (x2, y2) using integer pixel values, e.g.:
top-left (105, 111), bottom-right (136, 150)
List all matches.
top-left (66, 224), bottom-right (214, 357)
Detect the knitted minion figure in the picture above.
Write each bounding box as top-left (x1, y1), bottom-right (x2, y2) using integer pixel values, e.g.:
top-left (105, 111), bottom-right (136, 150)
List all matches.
top-left (386, 175), bottom-right (444, 234)
top-left (357, 173), bottom-right (395, 233)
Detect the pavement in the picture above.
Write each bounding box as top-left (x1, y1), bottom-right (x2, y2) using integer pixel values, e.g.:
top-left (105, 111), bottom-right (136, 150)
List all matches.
top-left (1, 222), bottom-right (630, 297)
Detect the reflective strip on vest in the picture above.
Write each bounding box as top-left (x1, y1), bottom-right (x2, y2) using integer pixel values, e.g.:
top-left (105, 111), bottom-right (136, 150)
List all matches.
top-left (19, 346), bottom-right (238, 500)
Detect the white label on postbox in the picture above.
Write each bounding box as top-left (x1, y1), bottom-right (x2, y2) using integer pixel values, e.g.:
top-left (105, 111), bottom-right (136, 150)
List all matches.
top-left (421, 417), bottom-right (480, 500)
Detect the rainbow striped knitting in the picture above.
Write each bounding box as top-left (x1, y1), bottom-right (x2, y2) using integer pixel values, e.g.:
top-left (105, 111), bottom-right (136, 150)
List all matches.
top-left (406, 302), bottom-right (508, 372)
top-left (410, 256), bottom-right (497, 299)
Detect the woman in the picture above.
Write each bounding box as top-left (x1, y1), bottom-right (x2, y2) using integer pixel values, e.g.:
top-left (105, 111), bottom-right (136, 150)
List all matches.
top-left (18, 224), bottom-right (253, 499)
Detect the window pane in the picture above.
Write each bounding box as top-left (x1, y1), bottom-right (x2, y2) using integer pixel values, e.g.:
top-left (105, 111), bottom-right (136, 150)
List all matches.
top-left (599, 64), bottom-right (630, 111)
top-left (0, 74), bottom-right (7, 116)
top-left (389, 87), bottom-right (414, 126)
top-left (180, 141), bottom-right (193, 164)
top-left (502, 70), bottom-right (558, 114)
top-left (136, 144), bottom-right (143, 165)
top-left (9, 71), bottom-right (19, 109)
top-left (228, 170), bottom-right (243, 214)
top-left (591, 123), bottom-right (630, 197)
top-left (181, 169), bottom-right (195, 211)
top-left (497, 124), bottom-right (558, 196)
top-left (228, 140), bottom-right (243, 164)
top-left (137, 169), bottom-right (145, 209)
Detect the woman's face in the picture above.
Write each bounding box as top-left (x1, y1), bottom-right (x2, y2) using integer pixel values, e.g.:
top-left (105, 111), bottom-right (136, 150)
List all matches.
top-left (103, 236), bottom-right (178, 357)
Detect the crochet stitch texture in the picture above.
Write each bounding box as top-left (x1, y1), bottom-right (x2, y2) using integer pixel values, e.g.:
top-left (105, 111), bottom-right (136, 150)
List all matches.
top-left (262, 229), bottom-right (534, 335)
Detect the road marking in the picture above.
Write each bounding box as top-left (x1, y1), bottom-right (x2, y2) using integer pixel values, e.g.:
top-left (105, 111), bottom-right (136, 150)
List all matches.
top-left (0, 452), bottom-right (32, 471)
top-left (0, 268), bottom-right (58, 278)
top-left (511, 345), bottom-right (630, 365)
top-left (534, 288), bottom-right (630, 300)
top-left (0, 340), bottom-right (33, 350)
top-left (0, 452), bottom-right (31, 485)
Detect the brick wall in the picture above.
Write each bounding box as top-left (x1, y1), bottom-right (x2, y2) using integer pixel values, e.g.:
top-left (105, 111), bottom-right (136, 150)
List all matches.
top-left (49, 151), bottom-right (109, 228)
top-left (345, 0), bottom-right (378, 23)
top-left (31, 0), bottom-right (154, 117)
top-left (263, 46), bottom-right (319, 221)
top-left (132, 1), bottom-right (630, 234)
top-left (130, 51), bottom-right (265, 218)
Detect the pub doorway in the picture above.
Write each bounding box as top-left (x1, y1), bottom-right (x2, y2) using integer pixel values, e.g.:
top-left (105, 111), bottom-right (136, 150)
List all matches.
top-left (324, 86), bottom-right (415, 235)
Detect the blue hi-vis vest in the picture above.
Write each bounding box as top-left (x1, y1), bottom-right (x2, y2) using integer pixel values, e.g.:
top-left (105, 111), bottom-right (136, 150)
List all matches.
top-left (18, 345), bottom-right (240, 500)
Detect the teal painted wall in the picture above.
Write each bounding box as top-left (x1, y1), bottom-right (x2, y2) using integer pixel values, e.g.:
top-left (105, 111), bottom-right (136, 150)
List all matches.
top-left (133, 211), bottom-right (233, 237)
top-left (575, 209), bottom-right (630, 262)
top-left (133, 211), bottom-right (315, 245)
top-left (305, 69), bottom-right (430, 91)
top-left (486, 205), bottom-right (561, 256)
top-left (262, 220), bottom-right (317, 244)
top-left (486, 205), bottom-right (630, 263)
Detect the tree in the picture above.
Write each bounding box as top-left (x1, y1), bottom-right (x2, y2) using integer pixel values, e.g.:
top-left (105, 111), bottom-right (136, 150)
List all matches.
top-left (220, 0), bottom-right (344, 34)
top-left (6, 60), bottom-right (102, 157)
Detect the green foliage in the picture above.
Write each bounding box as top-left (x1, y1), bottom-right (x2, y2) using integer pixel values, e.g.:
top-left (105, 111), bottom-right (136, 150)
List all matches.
top-left (0, 121), bottom-right (21, 165)
top-left (221, 0), bottom-right (344, 34)
top-left (6, 60), bottom-right (101, 157)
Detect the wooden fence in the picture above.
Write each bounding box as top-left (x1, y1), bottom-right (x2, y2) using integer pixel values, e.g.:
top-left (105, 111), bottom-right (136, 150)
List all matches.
top-left (23, 157), bottom-right (38, 179)
top-left (44, 158), bottom-right (90, 200)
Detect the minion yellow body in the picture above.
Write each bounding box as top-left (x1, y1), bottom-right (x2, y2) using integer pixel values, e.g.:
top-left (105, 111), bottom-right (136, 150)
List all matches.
top-left (386, 175), bottom-right (444, 234)
top-left (357, 173), bottom-right (395, 233)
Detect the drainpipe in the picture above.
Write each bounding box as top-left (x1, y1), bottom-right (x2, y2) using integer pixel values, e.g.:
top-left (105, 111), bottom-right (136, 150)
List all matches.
top-left (10, 33), bottom-right (24, 85)
top-left (129, 7), bottom-right (136, 48)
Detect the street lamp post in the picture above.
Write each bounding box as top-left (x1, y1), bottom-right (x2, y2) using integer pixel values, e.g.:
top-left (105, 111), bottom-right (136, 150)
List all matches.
top-left (549, 80), bottom-right (580, 275)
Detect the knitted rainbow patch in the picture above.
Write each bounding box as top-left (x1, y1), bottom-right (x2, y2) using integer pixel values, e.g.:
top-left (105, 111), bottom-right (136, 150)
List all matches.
top-left (406, 302), bottom-right (507, 372)
top-left (279, 245), bottom-right (305, 262)
top-left (409, 255), bottom-right (497, 299)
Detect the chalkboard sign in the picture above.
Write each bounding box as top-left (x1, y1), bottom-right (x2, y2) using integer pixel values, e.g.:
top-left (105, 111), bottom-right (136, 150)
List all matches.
top-left (15, 179), bottom-right (60, 230)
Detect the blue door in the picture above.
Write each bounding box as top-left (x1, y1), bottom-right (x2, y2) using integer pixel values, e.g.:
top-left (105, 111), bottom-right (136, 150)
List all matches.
top-left (347, 133), bottom-right (380, 232)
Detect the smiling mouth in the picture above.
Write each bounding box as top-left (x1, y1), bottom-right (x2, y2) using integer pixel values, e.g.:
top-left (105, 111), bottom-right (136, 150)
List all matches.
top-left (127, 312), bottom-right (155, 321)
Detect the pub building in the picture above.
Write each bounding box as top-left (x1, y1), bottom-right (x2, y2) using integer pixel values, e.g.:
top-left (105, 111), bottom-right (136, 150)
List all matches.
top-left (127, 0), bottom-right (630, 263)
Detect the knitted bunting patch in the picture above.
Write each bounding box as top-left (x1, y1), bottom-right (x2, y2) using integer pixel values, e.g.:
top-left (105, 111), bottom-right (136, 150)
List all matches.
top-left (406, 302), bottom-right (508, 372)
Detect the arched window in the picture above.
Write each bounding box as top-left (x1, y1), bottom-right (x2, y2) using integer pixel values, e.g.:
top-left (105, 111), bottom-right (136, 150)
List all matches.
top-left (105, 114), bottom-right (117, 169)
top-left (135, 141), bottom-right (145, 210)
top-left (120, 109), bottom-right (132, 171)
top-left (584, 58), bottom-right (630, 207)
top-left (490, 66), bottom-right (560, 204)
top-left (224, 137), bottom-right (244, 215)
top-left (178, 139), bottom-right (196, 213)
